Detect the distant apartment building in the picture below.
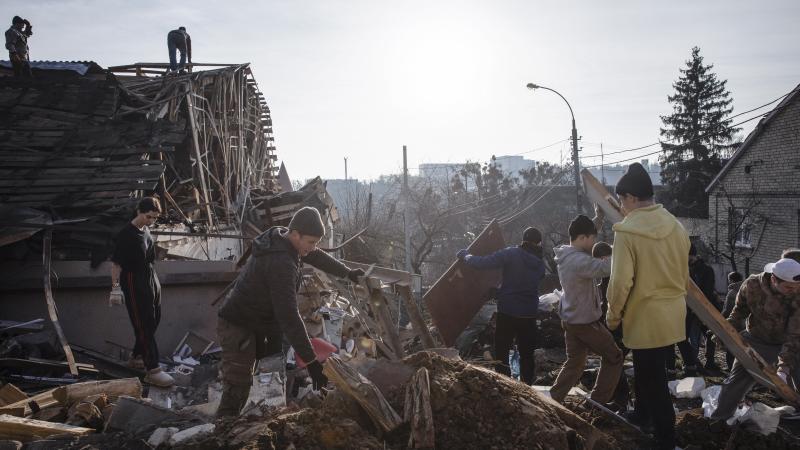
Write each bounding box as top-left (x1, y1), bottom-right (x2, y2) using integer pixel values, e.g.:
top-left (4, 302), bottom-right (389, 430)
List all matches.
top-left (419, 155), bottom-right (537, 182)
top-left (586, 159), bottom-right (662, 187)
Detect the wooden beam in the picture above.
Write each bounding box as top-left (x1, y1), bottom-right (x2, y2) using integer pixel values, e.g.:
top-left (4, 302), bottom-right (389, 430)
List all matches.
top-left (0, 388), bottom-right (59, 417)
top-left (366, 278), bottom-right (404, 359)
top-left (185, 90), bottom-right (215, 230)
top-left (397, 285), bottom-right (436, 349)
top-left (323, 355), bottom-right (403, 433)
top-left (404, 367), bottom-right (435, 449)
top-left (0, 385), bottom-right (27, 407)
top-left (0, 414), bottom-right (93, 442)
top-left (581, 168), bottom-right (800, 406)
top-left (42, 230), bottom-right (79, 376)
top-left (52, 378), bottom-right (142, 405)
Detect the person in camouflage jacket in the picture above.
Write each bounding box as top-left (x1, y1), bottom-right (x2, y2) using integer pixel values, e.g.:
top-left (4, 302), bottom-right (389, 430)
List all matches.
top-left (711, 258), bottom-right (800, 420)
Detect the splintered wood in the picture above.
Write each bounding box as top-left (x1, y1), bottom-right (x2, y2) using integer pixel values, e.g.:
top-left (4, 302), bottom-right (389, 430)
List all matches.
top-left (404, 367), bottom-right (435, 449)
top-left (581, 168), bottom-right (800, 406)
top-left (0, 414), bottom-right (93, 442)
top-left (323, 355), bottom-right (403, 433)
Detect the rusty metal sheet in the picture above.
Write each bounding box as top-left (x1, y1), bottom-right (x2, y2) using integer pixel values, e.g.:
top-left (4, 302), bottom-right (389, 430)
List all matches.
top-left (423, 220), bottom-right (505, 346)
top-left (582, 169), bottom-right (800, 406)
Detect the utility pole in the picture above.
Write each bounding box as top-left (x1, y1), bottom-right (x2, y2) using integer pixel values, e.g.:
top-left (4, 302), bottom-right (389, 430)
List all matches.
top-left (403, 146), bottom-right (412, 274)
top-left (344, 157), bottom-right (348, 180)
top-left (570, 119), bottom-right (582, 214)
top-left (600, 142), bottom-right (606, 185)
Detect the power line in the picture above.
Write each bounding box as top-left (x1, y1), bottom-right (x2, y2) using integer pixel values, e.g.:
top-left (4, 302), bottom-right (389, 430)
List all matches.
top-left (579, 87), bottom-right (796, 159)
top-left (581, 111), bottom-right (772, 169)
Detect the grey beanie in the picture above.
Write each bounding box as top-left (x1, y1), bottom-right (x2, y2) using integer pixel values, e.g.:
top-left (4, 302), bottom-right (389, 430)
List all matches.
top-left (288, 207), bottom-right (325, 237)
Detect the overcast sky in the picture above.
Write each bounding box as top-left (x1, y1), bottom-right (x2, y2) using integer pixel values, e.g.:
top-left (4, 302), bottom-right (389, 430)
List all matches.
top-left (7, 0), bottom-right (800, 182)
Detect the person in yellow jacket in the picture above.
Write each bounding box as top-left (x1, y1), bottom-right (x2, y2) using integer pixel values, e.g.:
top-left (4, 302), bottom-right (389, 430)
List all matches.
top-left (606, 162), bottom-right (690, 450)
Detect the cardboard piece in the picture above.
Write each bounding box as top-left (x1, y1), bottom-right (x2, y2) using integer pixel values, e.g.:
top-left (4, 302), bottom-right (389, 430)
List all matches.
top-left (423, 220), bottom-right (505, 346)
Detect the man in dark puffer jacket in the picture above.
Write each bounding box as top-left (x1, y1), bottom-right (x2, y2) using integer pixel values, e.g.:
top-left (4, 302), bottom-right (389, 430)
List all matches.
top-left (216, 207), bottom-right (364, 416)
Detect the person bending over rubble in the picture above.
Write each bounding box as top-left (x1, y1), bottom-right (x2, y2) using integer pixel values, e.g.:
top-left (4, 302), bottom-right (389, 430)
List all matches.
top-left (710, 257), bottom-right (800, 421)
top-left (110, 196), bottom-right (174, 387)
top-left (605, 162), bottom-right (690, 450)
top-left (167, 26), bottom-right (192, 73)
top-left (216, 207), bottom-right (365, 416)
top-left (456, 227), bottom-right (545, 385)
top-left (549, 213), bottom-right (623, 405)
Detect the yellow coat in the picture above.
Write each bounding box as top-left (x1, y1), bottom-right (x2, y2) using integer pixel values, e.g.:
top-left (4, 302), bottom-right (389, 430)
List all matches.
top-left (606, 204), bottom-right (691, 349)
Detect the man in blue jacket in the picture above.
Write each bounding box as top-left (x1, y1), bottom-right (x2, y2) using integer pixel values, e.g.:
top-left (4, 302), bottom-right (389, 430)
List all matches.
top-left (457, 227), bottom-right (546, 384)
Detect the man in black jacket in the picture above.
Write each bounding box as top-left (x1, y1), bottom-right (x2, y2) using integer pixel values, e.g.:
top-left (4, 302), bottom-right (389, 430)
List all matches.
top-left (216, 207), bottom-right (363, 416)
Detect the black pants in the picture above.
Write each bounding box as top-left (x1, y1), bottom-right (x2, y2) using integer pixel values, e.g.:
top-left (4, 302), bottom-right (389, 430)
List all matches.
top-left (632, 346), bottom-right (675, 448)
top-left (610, 327), bottom-right (631, 407)
top-left (121, 270), bottom-right (162, 370)
top-left (494, 312), bottom-right (537, 384)
top-left (10, 56), bottom-right (32, 78)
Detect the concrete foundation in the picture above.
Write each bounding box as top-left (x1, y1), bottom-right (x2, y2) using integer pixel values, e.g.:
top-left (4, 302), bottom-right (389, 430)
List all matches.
top-left (0, 260), bottom-right (235, 358)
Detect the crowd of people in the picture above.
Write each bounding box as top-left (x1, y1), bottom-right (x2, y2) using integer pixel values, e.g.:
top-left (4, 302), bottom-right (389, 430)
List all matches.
top-left (458, 162), bottom-right (800, 450)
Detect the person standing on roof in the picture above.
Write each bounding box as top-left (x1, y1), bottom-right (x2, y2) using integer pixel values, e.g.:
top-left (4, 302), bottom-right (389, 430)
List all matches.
top-left (216, 207), bottom-right (365, 416)
top-left (167, 26), bottom-right (192, 73)
top-left (110, 197), bottom-right (175, 387)
top-left (5, 16), bottom-right (32, 78)
top-left (456, 227), bottom-right (546, 385)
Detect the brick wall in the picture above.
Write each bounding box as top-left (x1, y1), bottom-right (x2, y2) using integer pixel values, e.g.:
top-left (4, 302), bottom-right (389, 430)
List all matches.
top-left (707, 93), bottom-right (800, 275)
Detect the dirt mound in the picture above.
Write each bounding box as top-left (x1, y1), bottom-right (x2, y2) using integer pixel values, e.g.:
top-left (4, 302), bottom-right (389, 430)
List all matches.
top-left (676, 410), bottom-right (800, 450)
top-left (399, 351), bottom-right (616, 450)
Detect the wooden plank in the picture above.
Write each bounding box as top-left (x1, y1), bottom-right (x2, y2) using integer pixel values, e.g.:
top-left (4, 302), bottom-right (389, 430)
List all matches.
top-left (366, 278), bottom-right (404, 358)
top-left (423, 220), bottom-right (506, 346)
top-left (404, 367), bottom-right (435, 449)
top-left (52, 378), bottom-right (142, 405)
top-left (0, 414), bottom-right (93, 442)
top-left (0, 385), bottom-right (27, 407)
top-left (0, 389), bottom-right (58, 417)
top-left (185, 91), bottom-right (215, 229)
top-left (581, 168), bottom-right (800, 407)
top-left (323, 355), bottom-right (403, 433)
top-left (397, 285), bottom-right (437, 349)
top-left (42, 230), bottom-right (79, 376)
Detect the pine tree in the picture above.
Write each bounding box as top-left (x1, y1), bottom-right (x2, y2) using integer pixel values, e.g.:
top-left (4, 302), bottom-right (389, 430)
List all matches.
top-left (659, 46), bottom-right (739, 218)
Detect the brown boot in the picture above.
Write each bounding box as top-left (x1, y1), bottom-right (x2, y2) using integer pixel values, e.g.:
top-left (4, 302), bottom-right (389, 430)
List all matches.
top-left (217, 384), bottom-right (250, 417)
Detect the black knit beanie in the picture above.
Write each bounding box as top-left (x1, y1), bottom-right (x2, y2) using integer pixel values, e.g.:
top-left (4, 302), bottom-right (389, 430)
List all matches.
top-left (522, 227), bottom-right (542, 244)
top-left (615, 163), bottom-right (654, 199)
top-left (288, 207), bottom-right (325, 237)
top-left (568, 215), bottom-right (597, 241)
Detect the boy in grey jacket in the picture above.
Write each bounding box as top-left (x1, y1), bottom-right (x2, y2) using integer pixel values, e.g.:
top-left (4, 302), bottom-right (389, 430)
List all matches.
top-left (549, 214), bottom-right (623, 403)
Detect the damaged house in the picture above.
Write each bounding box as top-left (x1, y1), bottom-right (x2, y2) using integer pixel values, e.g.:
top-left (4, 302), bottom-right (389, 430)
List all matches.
top-left (0, 61), bottom-right (340, 361)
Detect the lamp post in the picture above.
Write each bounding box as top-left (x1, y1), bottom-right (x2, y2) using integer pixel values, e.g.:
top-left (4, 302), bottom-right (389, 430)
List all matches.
top-left (526, 83), bottom-right (582, 214)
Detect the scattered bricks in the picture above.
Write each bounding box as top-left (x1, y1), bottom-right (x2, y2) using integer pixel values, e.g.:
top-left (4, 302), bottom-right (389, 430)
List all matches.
top-left (167, 423), bottom-right (215, 446)
top-left (147, 427), bottom-right (179, 447)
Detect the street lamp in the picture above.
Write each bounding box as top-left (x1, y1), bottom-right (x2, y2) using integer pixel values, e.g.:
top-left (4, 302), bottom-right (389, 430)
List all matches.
top-left (526, 83), bottom-right (582, 213)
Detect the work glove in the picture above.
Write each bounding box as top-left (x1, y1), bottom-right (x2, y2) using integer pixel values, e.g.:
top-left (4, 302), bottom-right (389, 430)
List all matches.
top-left (10, 53), bottom-right (21, 63)
top-left (710, 334), bottom-right (723, 349)
top-left (109, 284), bottom-right (124, 307)
top-left (456, 249), bottom-right (468, 260)
top-left (347, 268), bottom-right (365, 283)
top-left (307, 360), bottom-right (328, 390)
top-left (777, 368), bottom-right (790, 384)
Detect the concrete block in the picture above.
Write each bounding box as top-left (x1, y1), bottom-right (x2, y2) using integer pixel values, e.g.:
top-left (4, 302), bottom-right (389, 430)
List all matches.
top-left (147, 427), bottom-right (179, 447)
top-left (105, 396), bottom-right (182, 433)
top-left (167, 423), bottom-right (215, 446)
